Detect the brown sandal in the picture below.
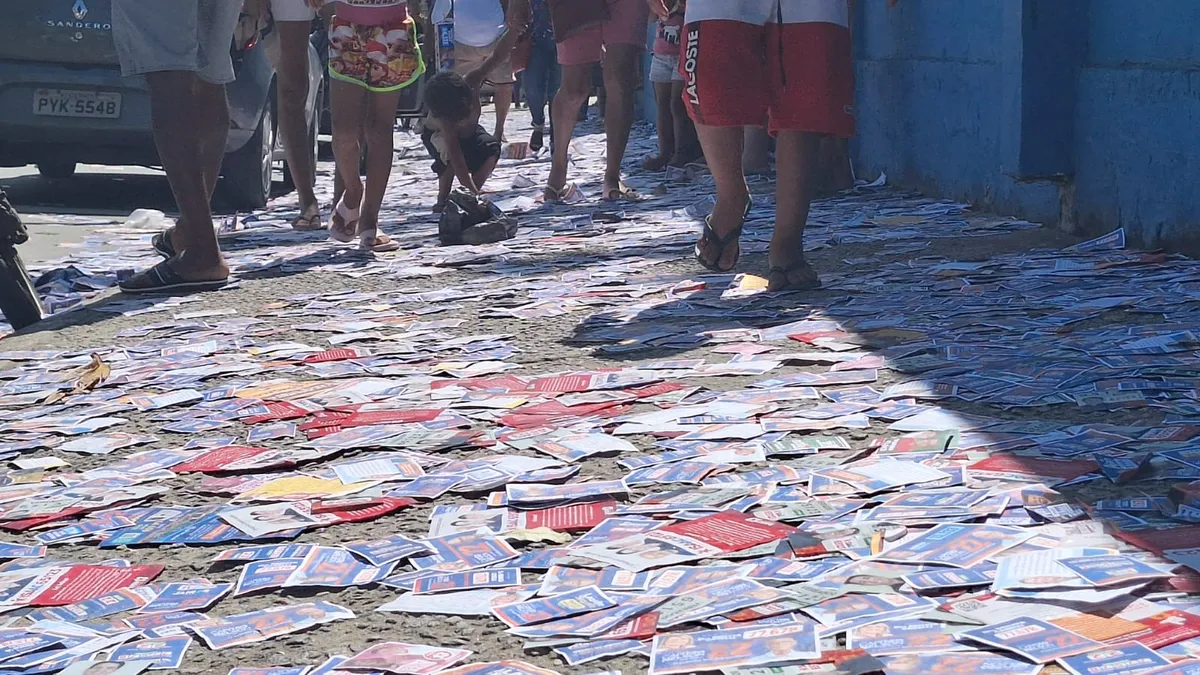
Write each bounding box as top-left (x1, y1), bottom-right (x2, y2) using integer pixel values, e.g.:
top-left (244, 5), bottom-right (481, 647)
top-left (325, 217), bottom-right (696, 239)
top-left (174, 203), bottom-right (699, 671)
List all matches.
top-left (767, 260), bottom-right (822, 292)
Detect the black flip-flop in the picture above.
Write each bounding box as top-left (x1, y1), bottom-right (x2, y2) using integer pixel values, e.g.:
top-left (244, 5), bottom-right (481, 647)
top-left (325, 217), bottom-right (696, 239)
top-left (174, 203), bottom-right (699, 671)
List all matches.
top-left (119, 259), bottom-right (229, 295)
top-left (602, 183), bottom-right (642, 202)
top-left (151, 230), bottom-right (175, 259)
top-left (693, 197), bottom-right (754, 273)
top-left (767, 260), bottom-right (822, 292)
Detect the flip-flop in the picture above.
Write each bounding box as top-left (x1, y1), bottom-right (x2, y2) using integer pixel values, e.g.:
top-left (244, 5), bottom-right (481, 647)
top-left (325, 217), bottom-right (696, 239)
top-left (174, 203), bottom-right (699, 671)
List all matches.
top-left (118, 259), bottom-right (229, 295)
top-left (329, 199), bottom-right (360, 243)
top-left (359, 231), bottom-right (400, 253)
top-left (543, 182), bottom-right (581, 204)
top-left (693, 197), bottom-right (754, 273)
top-left (603, 183), bottom-right (641, 202)
top-left (291, 210), bottom-right (324, 231)
top-left (766, 259), bottom-right (822, 292)
top-left (151, 230), bottom-right (175, 259)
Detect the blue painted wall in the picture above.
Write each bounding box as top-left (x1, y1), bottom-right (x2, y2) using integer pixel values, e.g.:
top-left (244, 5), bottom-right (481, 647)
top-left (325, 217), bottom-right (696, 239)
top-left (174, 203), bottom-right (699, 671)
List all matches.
top-left (853, 0), bottom-right (1200, 251)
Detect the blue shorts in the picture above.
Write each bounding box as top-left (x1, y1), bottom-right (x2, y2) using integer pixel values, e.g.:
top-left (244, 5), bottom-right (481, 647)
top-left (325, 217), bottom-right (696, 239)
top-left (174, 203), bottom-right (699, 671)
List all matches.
top-left (112, 0), bottom-right (243, 85)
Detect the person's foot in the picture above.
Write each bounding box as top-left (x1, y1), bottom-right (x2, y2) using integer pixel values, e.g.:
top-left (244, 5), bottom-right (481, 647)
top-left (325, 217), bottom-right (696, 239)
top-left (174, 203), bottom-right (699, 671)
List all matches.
top-left (291, 202), bottom-right (323, 231)
top-left (433, 200), bottom-right (448, 214)
top-left (641, 154), bottom-right (670, 171)
top-left (529, 127), bottom-right (545, 152)
top-left (767, 232), bottom-right (820, 291)
top-left (695, 193), bottom-right (749, 271)
top-left (330, 187), bottom-right (362, 242)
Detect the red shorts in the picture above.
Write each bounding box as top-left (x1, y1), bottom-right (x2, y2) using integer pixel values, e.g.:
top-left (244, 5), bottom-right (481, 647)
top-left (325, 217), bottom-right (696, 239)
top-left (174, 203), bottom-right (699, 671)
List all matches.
top-left (680, 19), bottom-right (854, 137)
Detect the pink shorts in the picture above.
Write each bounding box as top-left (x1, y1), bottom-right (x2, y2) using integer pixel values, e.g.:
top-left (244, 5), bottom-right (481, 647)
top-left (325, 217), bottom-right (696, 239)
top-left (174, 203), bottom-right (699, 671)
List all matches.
top-left (556, 0), bottom-right (650, 67)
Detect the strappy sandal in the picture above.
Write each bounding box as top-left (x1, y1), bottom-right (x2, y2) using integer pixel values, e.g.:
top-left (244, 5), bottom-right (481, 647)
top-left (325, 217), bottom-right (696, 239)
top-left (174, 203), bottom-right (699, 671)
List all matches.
top-left (118, 259), bottom-right (229, 295)
top-left (766, 259), bottom-right (822, 292)
top-left (291, 209), bottom-right (324, 231)
top-left (151, 229), bottom-right (175, 259)
top-left (603, 183), bottom-right (641, 202)
top-left (693, 197), bottom-right (753, 273)
top-left (543, 182), bottom-right (581, 204)
top-left (359, 230), bottom-right (400, 253)
top-left (329, 199), bottom-right (359, 243)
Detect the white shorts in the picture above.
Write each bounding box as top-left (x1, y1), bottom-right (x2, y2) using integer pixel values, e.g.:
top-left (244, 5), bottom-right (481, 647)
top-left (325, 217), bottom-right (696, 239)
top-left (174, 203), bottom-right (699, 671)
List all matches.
top-left (112, 0), bottom-right (242, 84)
top-left (271, 0), bottom-right (316, 22)
top-left (649, 53), bottom-right (682, 83)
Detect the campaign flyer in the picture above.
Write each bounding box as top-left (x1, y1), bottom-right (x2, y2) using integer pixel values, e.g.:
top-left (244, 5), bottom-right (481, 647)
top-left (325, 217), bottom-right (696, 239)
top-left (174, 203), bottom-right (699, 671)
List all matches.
top-left (339, 642), bottom-right (472, 674)
top-left (875, 523), bottom-right (1030, 568)
top-left (492, 586), bottom-right (616, 627)
top-left (959, 616), bottom-right (1101, 663)
top-left (345, 535), bottom-right (433, 566)
top-left (8, 564), bottom-right (163, 607)
top-left (412, 569), bottom-right (522, 595)
top-left (880, 652), bottom-right (1044, 674)
top-left (649, 623), bottom-right (819, 675)
top-left (538, 566), bottom-right (648, 595)
top-left (233, 559), bottom-right (304, 597)
top-left (848, 618), bottom-right (970, 656)
top-left (656, 578), bottom-right (789, 627)
top-left (1058, 554), bottom-right (1172, 587)
top-left (106, 635), bottom-right (193, 669)
top-left (1059, 642), bottom-right (1170, 675)
top-left (281, 547), bottom-right (393, 589)
top-left (438, 660), bottom-right (561, 675)
top-left (138, 583), bottom-right (231, 613)
top-left (189, 601), bottom-right (354, 650)
top-left (409, 533), bottom-right (519, 573)
top-left (553, 639), bottom-right (643, 666)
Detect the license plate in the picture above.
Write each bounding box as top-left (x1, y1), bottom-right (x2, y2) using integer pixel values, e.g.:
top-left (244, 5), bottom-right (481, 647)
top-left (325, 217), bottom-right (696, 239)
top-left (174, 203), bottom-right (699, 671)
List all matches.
top-left (33, 89), bottom-right (122, 119)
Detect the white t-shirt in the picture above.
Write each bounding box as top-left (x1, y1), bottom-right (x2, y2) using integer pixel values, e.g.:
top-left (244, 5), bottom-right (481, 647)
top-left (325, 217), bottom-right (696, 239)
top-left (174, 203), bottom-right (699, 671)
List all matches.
top-left (434, 0), bottom-right (506, 47)
top-left (684, 0), bottom-right (848, 27)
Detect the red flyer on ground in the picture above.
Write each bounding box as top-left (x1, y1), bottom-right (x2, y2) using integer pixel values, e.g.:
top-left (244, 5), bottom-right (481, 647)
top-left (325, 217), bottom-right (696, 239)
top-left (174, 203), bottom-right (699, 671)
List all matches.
top-left (340, 409), bottom-right (445, 427)
top-left (241, 401), bottom-right (322, 425)
top-left (174, 446), bottom-right (289, 474)
top-left (520, 501), bottom-right (620, 532)
top-left (654, 511), bottom-right (796, 553)
top-left (9, 564), bottom-right (163, 607)
top-left (317, 497), bottom-right (416, 526)
top-left (1116, 526), bottom-right (1200, 555)
top-left (527, 374), bottom-right (594, 393)
top-left (301, 349), bottom-right (368, 364)
top-left (967, 454), bottom-right (1098, 483)
top-left (1123, 610), bottom-right (1200, 648)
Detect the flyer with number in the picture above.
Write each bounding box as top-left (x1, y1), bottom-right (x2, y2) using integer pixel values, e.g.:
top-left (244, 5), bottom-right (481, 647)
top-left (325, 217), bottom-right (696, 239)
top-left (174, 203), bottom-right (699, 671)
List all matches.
top-left (959, 616), bottom-right (1100, 663)
top-left (649, 623), bottom-right (819, 675)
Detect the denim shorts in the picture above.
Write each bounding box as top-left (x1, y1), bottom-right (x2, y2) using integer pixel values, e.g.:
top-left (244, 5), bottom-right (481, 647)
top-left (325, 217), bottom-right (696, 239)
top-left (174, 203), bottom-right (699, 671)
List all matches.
top-left (649, 53), bottom-right (682, 83)
top-left (111, 0), bottom-right (243, 85)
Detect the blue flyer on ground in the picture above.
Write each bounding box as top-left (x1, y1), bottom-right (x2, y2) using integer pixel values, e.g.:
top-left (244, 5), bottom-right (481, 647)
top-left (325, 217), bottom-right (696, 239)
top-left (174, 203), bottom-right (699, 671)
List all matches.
top-left (959, 616), bottom-right (1100, 663)
top-left (412, 568), bottom-right (522, 594)
top-left (346, 535), bottom-right (432, 566)
top-left (492, 585), bottom-right (615, 627)
top-left (107, 635), bottom-right (193, 669)
top-left (233, 558), bottom-right (304, 596)
top-left (1057, 554), bottom-right (1172, 587)
top-left (0, 630), bottom-right (64, 662)
top-left (138, 582), bottom-right (231, 613)
top-left (1059, 642), bottom-right (1170, 675)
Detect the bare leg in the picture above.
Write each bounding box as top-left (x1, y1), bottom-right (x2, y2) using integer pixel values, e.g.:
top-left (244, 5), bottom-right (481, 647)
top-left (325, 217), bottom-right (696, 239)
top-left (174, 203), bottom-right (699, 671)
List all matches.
top-left (693, 123), bottom-right (748, 271)
top-left (274, 21), bottom-right (320, 227)
top-left (471, 154), bottom-right (499, 191)
top-left (358, 87), bottom-right (404, 240)
top-left (669, 80), bottom-right (699, 166)
top-left (768, 130), bottom-right (822, 290)
top-left (743, 125), bottom-right (771, 174)
top-left (546, 63), bottom-right (592, 197)
top-left (492, 82), bottom-right (513, 141)
top-left (329, 79), bottom-right (369, 236)
top-left (599, 44), bottom-right (640, 196)
top-left (434, 170), bottom-right (453, 212)
top-left (144, 71), bottom-right (228, 282)
top-left (643, 80), bottom-right (674, 171)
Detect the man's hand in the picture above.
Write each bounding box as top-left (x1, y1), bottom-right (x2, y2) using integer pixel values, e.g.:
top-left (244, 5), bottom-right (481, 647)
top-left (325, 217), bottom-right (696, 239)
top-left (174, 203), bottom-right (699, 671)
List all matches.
top-left (647, 0), bottom-right (671, 19)
top-left (464, 67), bottom-right (487, 92)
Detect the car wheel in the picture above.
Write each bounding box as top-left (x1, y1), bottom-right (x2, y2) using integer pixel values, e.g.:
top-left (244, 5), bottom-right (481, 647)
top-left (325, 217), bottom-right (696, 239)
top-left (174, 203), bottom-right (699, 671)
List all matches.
top-left (221, 104), bottom-right (275, 210)
top-left (36, 161), bottom-right (76, 180)
top-left (283, 79), bottom-right (322, 193)
top-left (0, 247), bottom-right (43, 330)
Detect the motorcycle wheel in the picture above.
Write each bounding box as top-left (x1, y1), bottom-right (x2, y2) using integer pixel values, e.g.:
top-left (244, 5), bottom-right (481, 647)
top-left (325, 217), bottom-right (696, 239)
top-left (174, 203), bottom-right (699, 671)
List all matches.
top-left (0, 247), bottom-right (43, 330)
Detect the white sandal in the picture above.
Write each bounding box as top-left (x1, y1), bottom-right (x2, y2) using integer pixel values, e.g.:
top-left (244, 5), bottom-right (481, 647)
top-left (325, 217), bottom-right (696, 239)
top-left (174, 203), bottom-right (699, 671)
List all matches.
top-left (329, 199), bottom-right (360, 243)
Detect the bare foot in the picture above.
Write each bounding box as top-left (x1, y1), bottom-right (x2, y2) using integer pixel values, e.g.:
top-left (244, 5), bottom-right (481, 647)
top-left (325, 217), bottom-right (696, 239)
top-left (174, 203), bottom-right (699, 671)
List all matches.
top-left (641, 154), bottom-right (670, 171)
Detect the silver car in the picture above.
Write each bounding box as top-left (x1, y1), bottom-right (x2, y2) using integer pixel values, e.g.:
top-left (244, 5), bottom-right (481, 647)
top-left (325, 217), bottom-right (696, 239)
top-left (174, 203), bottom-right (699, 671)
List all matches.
top-left (0, 0), bottom-right (325, 209)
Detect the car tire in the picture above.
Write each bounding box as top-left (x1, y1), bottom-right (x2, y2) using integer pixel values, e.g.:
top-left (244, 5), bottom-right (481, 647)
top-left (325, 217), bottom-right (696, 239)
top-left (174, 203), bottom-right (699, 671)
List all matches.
top-left (283, 79), bottom-right (323, 193)
top-left (36, 161), bottom-right (76, 180)
top-left (0, 248), bottom-right (43, 330)
top-left (221, 104), bottom-right (275, 210)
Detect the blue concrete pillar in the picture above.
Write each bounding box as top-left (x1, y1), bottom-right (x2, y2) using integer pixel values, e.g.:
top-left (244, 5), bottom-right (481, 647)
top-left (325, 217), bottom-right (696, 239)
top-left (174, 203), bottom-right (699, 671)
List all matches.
top-left (1000, 0), bottom-right (1089, 179)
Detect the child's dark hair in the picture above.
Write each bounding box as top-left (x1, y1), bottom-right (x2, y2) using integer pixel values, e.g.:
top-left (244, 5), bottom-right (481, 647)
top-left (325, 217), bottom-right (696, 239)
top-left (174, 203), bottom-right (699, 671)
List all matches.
top-left (425, 71), bottom-right (474, 123)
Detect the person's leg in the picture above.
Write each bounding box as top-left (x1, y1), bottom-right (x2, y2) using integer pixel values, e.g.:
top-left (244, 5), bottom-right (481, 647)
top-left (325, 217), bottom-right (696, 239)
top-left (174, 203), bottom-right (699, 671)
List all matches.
top-left (512, 71), bottom-right (523, 108)
top-left (693, 124), bottom-right (749, 271)
top-left (274, 20), bottom-right (321, 227)
top-left (767, 131), bottom-right (821, 289)
top-left (599, 43), bottom-right (641, 197)
top-left (524, 48), bottom-right (548, 130)
top-left (743, 126), bottom-right (771, 174)
top-left (545, 63), bottom-right (593, 197)
top-left (492, 82), bottom-right (513, 141)
top-left (144, 71), bottom-right (230, 282)
top-left (471, 154), bottom-right (499, 190)
top-left (668, 80), bottom-right (699, 165)
top-left (358, 87), bottom-right (404, 242)
top-left (329, 78), bottom-right (369, 236)
top-left (644, 79), bottom-right (674, 170)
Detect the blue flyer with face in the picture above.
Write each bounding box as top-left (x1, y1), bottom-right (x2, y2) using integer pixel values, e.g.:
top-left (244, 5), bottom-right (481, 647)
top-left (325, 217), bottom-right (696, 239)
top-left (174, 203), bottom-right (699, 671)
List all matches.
top-left (233, 558), bottom-right (304, 596)
top-left (1059, 642), bottom-right (1170, 675)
